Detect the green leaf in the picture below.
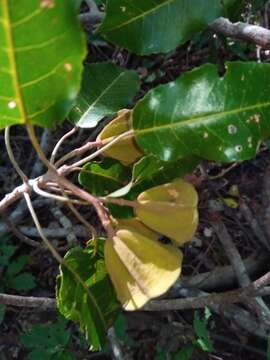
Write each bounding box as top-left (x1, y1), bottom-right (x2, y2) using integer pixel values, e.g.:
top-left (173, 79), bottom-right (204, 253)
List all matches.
top-left (109, 155), bottom-right (199, 198)
top-left (69, 62), bottom-right (140, 128)
top-left (105, 155), bottom-right (198, 219)
top-left (108, 203), bottom-right (135, 219)
top-left (114, 313), bottom-right (137, 347)
top-left (6, 255), bottom-right (29, 277)
top-left (79, 158), bottom-right (131, 196)
top-left (174, 345), bottom-right (194, 360)
top-left (98, 0), bottom-right (236, 55)
top-left (0, 244), bottom-right (17, 267)
top-left (0, 0), bottom-right (86, 129)
top-left (8, 272), bottom-right (36, 291)
top-left (134, 62), bottom-right (270, 163)
top-left (56, 243), bottom-right (119, 350)
top-left (26, 350), bottom-right (51, 360)
top-left (193, 311), bottom-right (213, 353)
top-left (21, 317), bottom-right (72, 360)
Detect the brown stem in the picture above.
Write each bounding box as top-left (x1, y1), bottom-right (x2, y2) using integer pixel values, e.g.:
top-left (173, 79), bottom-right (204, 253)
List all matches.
top-left (100, 197), bottom-right (139, 208)
top-left (0, 182), bottom-right (32, 213)
top-left (0, 293), bottom-right (56, 310)
top-left (210, 17), bottom-right (270, 48)
top-left (55, 139), bottom-right (102, 168)
top-left (56, 176), bottom-right (115, 238)
top-left (144, 270), bottom-right (270, 312)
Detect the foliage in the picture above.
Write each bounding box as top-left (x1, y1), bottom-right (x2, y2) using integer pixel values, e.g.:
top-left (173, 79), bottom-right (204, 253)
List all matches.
top-left (56, 241), bottom-right (119, 351)
top-left (69, 63), bottom-right (140, 128)
top-left (193, 309), bottom-right (213, 352)
top-left (105, 225), bottom-right (182, 310)
top-left (79, 158), bottom-right (131, 196)
top-left (0, 235), bottom-right (36, 292)
top-left (153, 308), bottom-right (213, 359)
top-left (133, 62), bottom-right (270, 163)
top-left (135, 179), bottom-right (198, 246)
top-left (21, 317), bottom-right (74, 360)
top-left (0, 0), bottom-right (86, 129)
top-left (0, 0), bottom-right (269, 355)
top-left (98, 0), bottom-right (237, 54)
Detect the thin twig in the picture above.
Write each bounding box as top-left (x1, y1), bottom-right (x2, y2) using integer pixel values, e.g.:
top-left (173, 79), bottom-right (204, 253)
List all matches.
top-left (58, 130), bottom-right (133, 175)
top-left (212, 221), bottom-right (250, 287)
top-left (23, 192), bottom-right (104, 323)
top-left (23, 192), bottom-right (64, 264)
top-left (239, 200), bottom-right (270, 250)
top-left (56, 176), bottom-right (114, 238)
top-left (2, 214), bottom-right (42, 248)
top-left (26, 122), bottom-right (57, 173)
top-left (4, 127), bottom-right (28, 183)
top-left (56, 181), bottom-right (97, 239)
top-left (50, 127), bottom-right (78, 164)
top-left (180, 253), bottom-right (268, 291)
top-left (30, 129), bottom-right (52, 177)
top-left (143, 270), bottom-right (270, 312)
top-left (60, 200), bottom-right (97, 240)
top-left (100, 197), bottom-right (138, 208)
top-left (0, 182), bottom-right (31, 213)
top-left (0, 293), bottom-right (56, 310)
top-left (55, 139), bottom-right (102, 168)
top-left (212, 220), bottom-right (270, 321)
top-left (19, 225), bottom-right (88, 239)
top-left (0, 129), bottom-right (52, 235)
top-left (32, 180), bottom-right (87, 205)
top-left (173, 287), bottom-right (269, 339)
top-left (210, 17), bottom-right (270, 48)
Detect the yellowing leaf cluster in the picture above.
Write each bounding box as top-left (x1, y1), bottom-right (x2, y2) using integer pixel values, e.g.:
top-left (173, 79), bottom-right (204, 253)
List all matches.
top-left (105, 180), bottom-right (199, 310)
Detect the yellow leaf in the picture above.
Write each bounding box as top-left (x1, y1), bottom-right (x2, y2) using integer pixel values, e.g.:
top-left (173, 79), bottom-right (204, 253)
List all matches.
top-left (222, 197), bottom-right (238, 209)
top-left (228, 185), bottom-right (239, 197)
top-left (105, 228), bottom-right (182, 311)
top-left (98, 109), bottom-right (143, 165)
top-left (136, 179), bottom-right (198, 246)
top-left (115, 217), bottom-right (161, 241)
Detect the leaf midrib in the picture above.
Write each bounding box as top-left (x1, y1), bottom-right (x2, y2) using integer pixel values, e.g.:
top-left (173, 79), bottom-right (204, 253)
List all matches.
top-left (79, 71), bottom-right (126, 124)
top-left (102, 0), bottom-right (176, 32)
top-left (82, 168), bottom-right (125, 185)
top-left (3, 0), bottom-right (26, 125)
top-left (135, 101), bottom-right (269, 136)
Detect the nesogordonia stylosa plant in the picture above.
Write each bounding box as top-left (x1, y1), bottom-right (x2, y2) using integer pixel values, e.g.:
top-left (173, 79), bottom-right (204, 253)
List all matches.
top-left (0, 0), bottom-right (269, 351)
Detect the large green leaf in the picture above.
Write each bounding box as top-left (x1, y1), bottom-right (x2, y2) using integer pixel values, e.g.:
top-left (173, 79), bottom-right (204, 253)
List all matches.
top-left (69, 62), bottom-right (140, 128)
top-left (0, 0), bottom-right (86, 129)
top-left (133, 62), bottom-right (270, 163)
top-left (79, 158), bottom-right (131, 196)
top-left (98, 0), bottom-right (236, 55)
top-left (56, 242), bottom-right (119, 350)
top-left (109, 155), bottom-right (199, 198)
